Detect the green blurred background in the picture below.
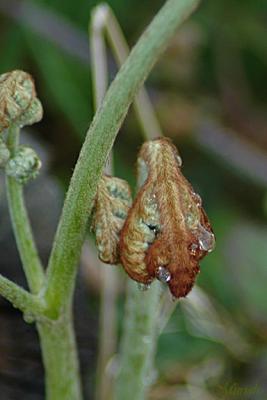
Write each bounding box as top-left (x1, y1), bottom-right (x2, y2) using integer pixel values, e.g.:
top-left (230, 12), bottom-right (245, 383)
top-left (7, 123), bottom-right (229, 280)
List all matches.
top-left (0, 0), bottom-right (267, 399)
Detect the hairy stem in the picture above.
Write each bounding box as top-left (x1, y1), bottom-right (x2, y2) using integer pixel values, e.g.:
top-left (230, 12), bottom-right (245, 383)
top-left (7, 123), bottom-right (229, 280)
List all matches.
top-left (44, 0), bottom-right (200, 318)
top-left (38, 308), bottom-right (82, 400)
top-left (114, 281), bottom-right (162, 400)
top-left (90, 8), bottom-right (118, 400)
top-left (90, 5), bottom-right (109, 111)
top-left (5, 126), bottom-right (81, 399)
top-left (5, 125), bottom-right (44, 294)
top-left (95, 268), bottom-right (118, 400)
top-left (90, 4), bottom-right (188, 398)
top-left (0, 273), bottom-right (46, 315)
top-left (90, 6), bottom-right (168, 400)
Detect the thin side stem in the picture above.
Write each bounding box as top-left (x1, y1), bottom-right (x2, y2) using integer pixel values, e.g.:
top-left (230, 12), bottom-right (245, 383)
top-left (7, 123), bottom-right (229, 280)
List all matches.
top-left (114, 281), bottom-right (162, 400)
top-left (95, 268), bottom-right (118, 400)
top-left (0, 273), bottom-right (46, 315)
top-left (4, 126), bottom-right (82, 398)
top-left (44, 0), bottom-right (200, 318)
top-left (90, 9), bottom-right (118, 400)
top-left (89, 5), bottom-right (184, 399)
top-left (99, 4), bottom-right (163, 139)
top-left (114, 282), bottom-right (177, 399)
top-left (5, 125), bottom-right (44, 294)
top-left (90, 4), bottom-right (113, 173)
top-left (90, 5), bottom-right (109, 111)
top-left (90, 6), bottom-right (164, 399)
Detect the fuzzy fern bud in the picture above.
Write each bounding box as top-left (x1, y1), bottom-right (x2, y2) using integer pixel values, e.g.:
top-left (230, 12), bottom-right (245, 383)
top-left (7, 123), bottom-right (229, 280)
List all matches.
top-left (119, 138), bottom-right (215, 298)
top-left (0, 70), bottom-right (43, 132)
top-left (6, 146), bottom-right (42, 184)
top-left (92, 175), bottom-right (132, 264)
top-left (0, 137), bottom-right (10, 167)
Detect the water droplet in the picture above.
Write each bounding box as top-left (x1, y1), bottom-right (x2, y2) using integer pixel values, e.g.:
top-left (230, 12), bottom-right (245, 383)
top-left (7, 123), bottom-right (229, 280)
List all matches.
top-left (176, 155), bottom-right (182, 167)
top-left (196, 225), bottom-right (215, 252)
top-left (137, 282), bottom-right (151, 291)
top-left (156, 266), bottom-right (171, 283)
top-left (147, 224), bottom-right (159, 234)
top-left (189, 242), bottom-right (199, 256)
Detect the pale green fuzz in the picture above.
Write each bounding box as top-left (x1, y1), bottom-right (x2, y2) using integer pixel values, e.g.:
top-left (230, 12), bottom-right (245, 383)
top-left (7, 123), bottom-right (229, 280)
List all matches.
top-left (93, 175), bottom-right (132, 264)
top-left (6, 146), bottom-right (41, 184)
top-left (0, 138), bottom-right (10, 167)
top-left (184, 210), bottom-right (199, 229)
top-left (5, 101), bottom-right (19, 120)
top-left (17, 98), bottom-right (43, 128)
top-left (138, 221), bottom-right (155, 246)
top-left (13, 86), bottom-right (32, 110)
top-left (0, 70), bottom-right (42, 132)
top-left (138, 196), bottom-right (160, 247)
top-left (181, 189), bottom-right (215, 252)
top-left (137, 157), bottom-right (148, 187)
top-left (21, 77), bottom-right (35, 97)
top-left (114, 209), bottom-right (127, 219)
top-left (106, 181), bottom-right (131, 203)
top-left (182, 190), bottom-right (200, 229)
top-left (143, 197), bottom-right (159, 227)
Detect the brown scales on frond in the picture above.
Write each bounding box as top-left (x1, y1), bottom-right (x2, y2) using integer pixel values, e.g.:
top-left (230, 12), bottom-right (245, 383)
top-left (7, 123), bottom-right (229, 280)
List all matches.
top-left (119, 137), bottom-right (215, 298)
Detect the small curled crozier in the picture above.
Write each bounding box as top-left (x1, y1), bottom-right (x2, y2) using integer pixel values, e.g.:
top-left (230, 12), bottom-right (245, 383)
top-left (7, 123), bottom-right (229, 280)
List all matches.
top-left (92, 175), bottom-right (132, 264)
top-left (119, 138), bottom-right (215, 298)
top-left (0, 70), bottom-right (43, 133)
top-left (5, 146), bottom-right (42, 184)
